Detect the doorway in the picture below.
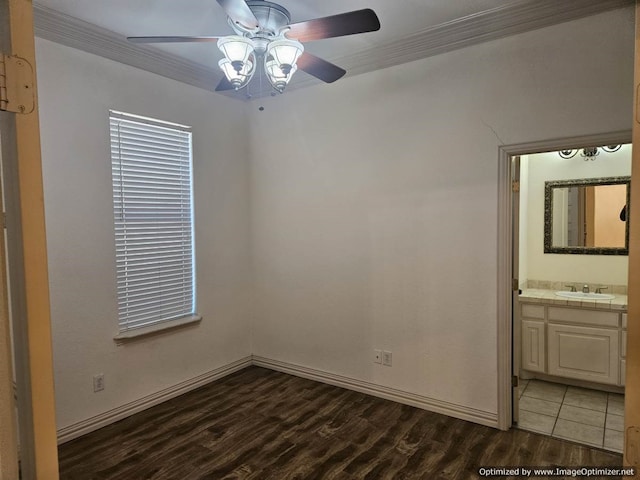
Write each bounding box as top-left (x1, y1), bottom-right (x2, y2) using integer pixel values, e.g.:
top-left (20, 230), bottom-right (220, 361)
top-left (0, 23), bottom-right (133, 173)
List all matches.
top-left (514, 143), bottom-right (630, 452)
top-left (496, 132), bottom-right (631, 449)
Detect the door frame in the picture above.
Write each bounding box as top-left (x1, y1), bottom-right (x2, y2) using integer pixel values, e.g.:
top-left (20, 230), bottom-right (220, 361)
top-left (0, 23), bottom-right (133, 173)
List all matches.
top-left (511, 155), bottom-right (521, 425)
top-left (496, 130), bottom-right (631, 431)
top-left (626, 1), bottom-right (640, 466)
top-left (0, 1), bottom-right (59, 478)
top-left (0, 146), bottom-right (19, 480)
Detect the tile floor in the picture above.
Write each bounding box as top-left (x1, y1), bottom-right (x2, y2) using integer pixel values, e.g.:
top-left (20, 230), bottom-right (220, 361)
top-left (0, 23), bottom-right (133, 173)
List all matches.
top-left (516, 379), bottom-right (624, 453)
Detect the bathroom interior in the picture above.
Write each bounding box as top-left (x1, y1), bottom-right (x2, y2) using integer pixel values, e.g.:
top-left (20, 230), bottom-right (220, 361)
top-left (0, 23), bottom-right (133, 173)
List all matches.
top-left (515, 143), bottom-right (631, 453)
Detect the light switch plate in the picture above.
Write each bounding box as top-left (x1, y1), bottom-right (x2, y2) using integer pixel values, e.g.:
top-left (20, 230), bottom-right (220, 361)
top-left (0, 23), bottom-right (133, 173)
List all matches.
top-left (382, 351), bottom-right (392, 366)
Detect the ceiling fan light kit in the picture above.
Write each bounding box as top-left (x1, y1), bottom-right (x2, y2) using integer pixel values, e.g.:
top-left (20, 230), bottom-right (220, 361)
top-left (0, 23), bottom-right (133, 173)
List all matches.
top-left (216, 33), bottom-right (304, 92)
top-left (127, 0), bottom-right (381, 96)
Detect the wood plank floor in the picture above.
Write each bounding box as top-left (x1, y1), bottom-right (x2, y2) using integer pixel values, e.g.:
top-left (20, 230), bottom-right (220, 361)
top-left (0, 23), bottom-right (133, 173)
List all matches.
top-left (58, 367), bottom-right (623, 479)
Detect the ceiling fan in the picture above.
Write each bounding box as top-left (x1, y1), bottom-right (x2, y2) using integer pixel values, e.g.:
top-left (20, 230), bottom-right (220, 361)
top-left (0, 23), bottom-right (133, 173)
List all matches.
top-left (127, 0), bottom-right (381, 94)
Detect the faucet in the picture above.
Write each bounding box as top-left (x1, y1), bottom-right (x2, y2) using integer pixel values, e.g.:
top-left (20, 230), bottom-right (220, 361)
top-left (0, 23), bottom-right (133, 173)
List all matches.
top-left (564, 284), bottom-right (576, 292)
top-left (582, 284), bottom-right (589, 293)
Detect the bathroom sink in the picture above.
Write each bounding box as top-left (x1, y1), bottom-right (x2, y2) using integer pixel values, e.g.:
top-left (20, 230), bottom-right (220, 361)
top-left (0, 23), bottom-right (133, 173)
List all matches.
top-left (555, 291), bottom-right (615, 300)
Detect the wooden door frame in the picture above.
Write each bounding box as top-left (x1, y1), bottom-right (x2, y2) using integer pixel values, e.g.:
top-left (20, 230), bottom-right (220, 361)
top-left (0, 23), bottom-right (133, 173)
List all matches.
top-left (625, 1), bottom-right (640, 467)
top-left (0, 1), bottom-right (59, 478)
top-left (511, 155), bottom-right (521, 425)
top-left (0, 139), bottom-right (19, 480)
top-left (496, 130), bottom-right (631, 431)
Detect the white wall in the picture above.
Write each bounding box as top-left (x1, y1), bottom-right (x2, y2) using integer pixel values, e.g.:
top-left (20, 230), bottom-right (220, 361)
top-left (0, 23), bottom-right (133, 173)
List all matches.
top-left (249, 8), bottom-right (634, 417)
top-left (524, 146), bottom-right (631, 285)
top-left (36, 38), bottom-right (253, 430)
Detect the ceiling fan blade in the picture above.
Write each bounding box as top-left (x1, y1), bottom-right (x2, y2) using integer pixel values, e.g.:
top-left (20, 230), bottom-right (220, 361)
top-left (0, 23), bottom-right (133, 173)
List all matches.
top-left (285, 9), bottom-right (380, 42)
top-left (296, 52), bottom-right (346, 83)
top-left (216, 0), bottom-right (260, 30)
top-left (215, 77), bottom-right (236, 92)
top-left (127, 36), bottom-right (221, 44)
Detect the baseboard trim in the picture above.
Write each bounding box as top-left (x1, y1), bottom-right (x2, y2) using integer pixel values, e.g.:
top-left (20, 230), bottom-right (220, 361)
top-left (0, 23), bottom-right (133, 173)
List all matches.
top-left (57, 354), bottom-right (498, 444)
top-left (56, 356), bottom-right (252, 444)
top-left (252, 356), bottom-right (498, 428)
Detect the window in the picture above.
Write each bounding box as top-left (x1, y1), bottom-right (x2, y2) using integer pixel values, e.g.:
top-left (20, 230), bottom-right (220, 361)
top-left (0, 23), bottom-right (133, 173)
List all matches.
top-left (110, 110), bottom-right (196, 335)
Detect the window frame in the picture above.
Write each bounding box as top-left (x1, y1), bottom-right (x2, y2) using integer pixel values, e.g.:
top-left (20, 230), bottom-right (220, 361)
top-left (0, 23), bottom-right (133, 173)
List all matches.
top-left (109, 110), bottom-right (200, 340)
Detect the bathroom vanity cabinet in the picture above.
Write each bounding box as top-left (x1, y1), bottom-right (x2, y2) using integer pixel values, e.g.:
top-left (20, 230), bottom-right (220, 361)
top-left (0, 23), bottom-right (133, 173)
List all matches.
top-left (519, 298), bottom-right (627, 387)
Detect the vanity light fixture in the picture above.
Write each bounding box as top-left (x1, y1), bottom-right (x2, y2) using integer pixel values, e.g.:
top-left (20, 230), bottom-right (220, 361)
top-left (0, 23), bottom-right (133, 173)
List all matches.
top-left (558, 145), bottom-right (622, 161)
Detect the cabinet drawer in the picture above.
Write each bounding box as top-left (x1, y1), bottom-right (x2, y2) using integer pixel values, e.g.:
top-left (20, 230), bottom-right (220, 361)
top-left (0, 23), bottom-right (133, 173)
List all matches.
top-left (548, 307), bottom-right (619, 328)
top-left (621, 330), bottom-right (627, 358)
top-left (548, 323), bottom-right (619, 385)
top-left (622, 313), bottom-right (627, 328)
top-left (620, 359), bottom-right (626, 386)
top-left (521, 304), bottom-right (545, 320)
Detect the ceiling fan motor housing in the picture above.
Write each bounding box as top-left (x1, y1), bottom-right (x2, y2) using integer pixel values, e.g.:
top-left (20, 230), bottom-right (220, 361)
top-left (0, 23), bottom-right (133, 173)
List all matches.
top-left (231, 0), bottom-right (292, 54)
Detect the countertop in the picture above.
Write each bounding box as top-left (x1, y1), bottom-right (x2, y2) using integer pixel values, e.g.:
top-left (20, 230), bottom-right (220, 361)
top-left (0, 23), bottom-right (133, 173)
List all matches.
top-left (519, 288), bottom-right (627, 311)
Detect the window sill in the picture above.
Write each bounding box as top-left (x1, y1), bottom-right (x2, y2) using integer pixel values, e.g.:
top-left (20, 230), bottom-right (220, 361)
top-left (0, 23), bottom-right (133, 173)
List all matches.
top-left (114, 314), bottom-right (202, 344)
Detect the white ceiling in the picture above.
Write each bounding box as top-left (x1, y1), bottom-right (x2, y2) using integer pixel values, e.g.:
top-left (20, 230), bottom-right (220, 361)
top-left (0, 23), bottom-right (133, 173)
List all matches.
top-left (33, 0), bottom-right (634, 99)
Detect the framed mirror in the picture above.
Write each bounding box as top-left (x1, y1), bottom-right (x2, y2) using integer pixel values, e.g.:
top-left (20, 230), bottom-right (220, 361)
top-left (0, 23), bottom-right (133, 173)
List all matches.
top-left (544, 176), bottom-right (630, 255)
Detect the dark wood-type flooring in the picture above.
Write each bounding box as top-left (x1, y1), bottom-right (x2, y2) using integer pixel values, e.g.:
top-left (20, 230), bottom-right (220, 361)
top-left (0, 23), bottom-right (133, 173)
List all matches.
top-left (58, 366), bottom-right (623, 479)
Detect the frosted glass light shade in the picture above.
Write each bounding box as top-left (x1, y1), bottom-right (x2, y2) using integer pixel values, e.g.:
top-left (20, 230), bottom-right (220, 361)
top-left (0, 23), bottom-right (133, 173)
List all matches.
top-left (265, 59), bottom-right (297, 93)
top-left (264, 38), bottom-right (303, 93)
top-left (219, 58), bottom-right (254, 90)
top-left (266, 38), bottom-right (304, 71)
top-left (217, 36), bottom-right (255, 64)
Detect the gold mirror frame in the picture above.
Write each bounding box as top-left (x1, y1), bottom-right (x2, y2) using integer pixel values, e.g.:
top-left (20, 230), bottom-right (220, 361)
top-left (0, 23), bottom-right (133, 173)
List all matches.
top-left (543, 176), bottom-right (630, 255)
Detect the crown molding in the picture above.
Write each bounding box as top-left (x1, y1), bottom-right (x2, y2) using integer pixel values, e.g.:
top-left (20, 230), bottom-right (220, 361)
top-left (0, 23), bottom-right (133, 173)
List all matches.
top-left (341, 0), bottom-right (634, 77)
top-left (33, 0), bottom-right (633, 100)
top-left (33, 3), bottom-right (223, 92)
top-left (287, 0), bottom-right (634, 94)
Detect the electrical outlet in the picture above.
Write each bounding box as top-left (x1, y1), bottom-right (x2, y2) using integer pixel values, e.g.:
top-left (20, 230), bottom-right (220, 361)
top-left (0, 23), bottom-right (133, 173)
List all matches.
top-left (374, 349), bottom-right (382, 364)
top-left (382, 351), bottom-right (392, 366)
top-left (93, 374), bottom-right (105, 392)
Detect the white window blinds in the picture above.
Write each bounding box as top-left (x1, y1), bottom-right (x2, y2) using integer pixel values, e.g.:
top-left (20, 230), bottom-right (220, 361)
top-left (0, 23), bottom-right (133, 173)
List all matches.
top-left (110, 110), bottom-right (195, 332)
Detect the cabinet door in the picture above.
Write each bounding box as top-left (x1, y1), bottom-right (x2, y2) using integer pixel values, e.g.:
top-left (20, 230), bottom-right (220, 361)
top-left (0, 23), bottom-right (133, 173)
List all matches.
top-left (522, 320), bottom-right (545, 373)
top-left (548, 323), bottom-right (619, 385)
top-left (619, 331), bottom-right (626, 386)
